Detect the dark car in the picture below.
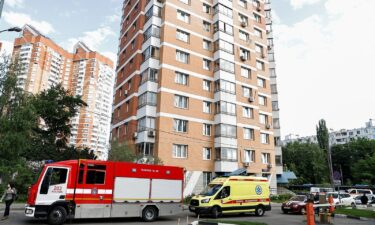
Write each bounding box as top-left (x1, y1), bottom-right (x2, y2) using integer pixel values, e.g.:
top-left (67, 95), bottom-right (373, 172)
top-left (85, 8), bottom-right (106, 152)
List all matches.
top-left (281, 195), bottom-right (307, 214)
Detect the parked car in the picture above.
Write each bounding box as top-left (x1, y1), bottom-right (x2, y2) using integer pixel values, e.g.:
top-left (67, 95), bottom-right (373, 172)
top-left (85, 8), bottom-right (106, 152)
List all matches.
top-left (354, 194), bottom-right (375, 205)
top-left (281, 195), bottom-right (307, 214)
top-left (326, 192), bottom-right (355, 206)
top-left (347, 189), bottom-right (373, 197)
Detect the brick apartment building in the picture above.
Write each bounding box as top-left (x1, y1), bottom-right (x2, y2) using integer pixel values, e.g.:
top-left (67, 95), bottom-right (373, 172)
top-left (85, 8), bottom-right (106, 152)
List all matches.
top-left (12, 25), bottom-right (115, 159)
top-left (112, 0), bottom-right (282, 194)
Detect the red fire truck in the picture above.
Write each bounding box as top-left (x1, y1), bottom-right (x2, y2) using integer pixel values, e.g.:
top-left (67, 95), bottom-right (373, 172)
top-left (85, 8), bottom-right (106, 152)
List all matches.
top-left (25, 159), bottom-right (184, 225)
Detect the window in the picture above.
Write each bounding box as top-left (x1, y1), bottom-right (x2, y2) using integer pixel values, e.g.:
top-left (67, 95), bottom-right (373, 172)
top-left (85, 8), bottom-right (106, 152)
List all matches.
top-left (86, 164), bottom-right (106, 184)
top-left (255, 44), bottom-right (263, 54)
top-left (259, 95), bottom-right (267, 106)
top-left (241, 67), bottom-right (251, 78)
top-left (254, 13), bottom-right (261, 23)
top-left (259, 114), bottom-right (268, 124)
top-left (173, 144), bottom-right (188, 158)
top-left (132, 22), bottom-right (136, 30)
top-left (238, 0), bottom-right (247, 8)
top-left (214, 39), bottom-right (234, 54)
top-left (176, 29), bottom-right (190, 43)
top-left (240, 48), bottom-right (250, 60)
top-left (136, 142), bottom-right (154, 156)
top-left (175, 72), bottom-right (189, 85)
top-left (203, 80), bottom-right (211, 91)
top-left (242, 86), bottom-right (252, 97)
top-left (145, 6), bottom-right (162, 21)
top-left (203, 172), bottom-right (212, 187)
top-left (174, 95), bottom-right (189, 109)
top-left (261, 134), bottom-right (270, 144)
top-left (214, 4), bottom-right (233, 18)
top-left (261, 153), bottom-right (270, 163)
top-left (214, 59), bottom-right (235, 73)
top-left (176, 50), bottom-right (190, 63)
top-left (179, 0), bottom-right (189, 4)
top-left (239, 30), bottom-right (250, 42)
top-left (215, 124), bottom-right (237, 138)
top-left (238, 13), bottom-right (248, 26)
top-left (257, 77), bottom-right (266, 87)
top-left (216, 147), bottom-right (237, 161)
top-left (273, 118), bottom-right (280, 129)
top-left (137, 117), bottom-right (155, 132)
top-left (214, 21), bottom-right (233, 35)
top-left (215, 101), bottom-right (236, 115)
top-left (203, 21), bottom-right (211, 32)
top-left (243, 107), bottom-right (253, 118)
top-left (254, 28), bottom-right (262, 38)
top-left (272, 101), bottom-right (279, 111)
top-left (203, 3), bottom-right (211, 14)
top-left (203, 124), bottom-right (212, 136)
top-left (203, 148), bottom-right (211, 160)
top-left (140, 68), bottom-right (158, 84)
top-left (40, 168), bottom-right (68, 194)
top-left (271, 84), bottom-right (277, 94)
top-left (174, 119), bottom-right (188, 132)
top-left (256, 60), bottom-right (264, 70)
top-left (203, 59), bottom-right (211, 70)
top-left (142, 46), bottom-right (160, 60)
top-left (203, 39), bottom-right (212, 50)
top-left (243, 128), bottom-right (255, 140)
top-left (203, 101), bottom-right (211, 113)
top-left (215, 79), bottom-right (236, 94)
top-left (177, 10), bottom-right (190, 23)
top-left (244, 150), bottom-right (255, 162)
top-left (138, 92), bottom-right (157, 108)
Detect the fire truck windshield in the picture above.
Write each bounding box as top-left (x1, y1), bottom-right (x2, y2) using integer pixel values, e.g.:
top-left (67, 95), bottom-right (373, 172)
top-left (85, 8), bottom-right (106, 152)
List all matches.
top-left (200, 184), bottom-right (222, 196)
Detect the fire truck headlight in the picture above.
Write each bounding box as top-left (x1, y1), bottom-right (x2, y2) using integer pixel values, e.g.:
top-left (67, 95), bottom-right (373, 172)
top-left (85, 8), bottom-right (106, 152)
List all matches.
top-left (201, 198), bottom-right (210, 204)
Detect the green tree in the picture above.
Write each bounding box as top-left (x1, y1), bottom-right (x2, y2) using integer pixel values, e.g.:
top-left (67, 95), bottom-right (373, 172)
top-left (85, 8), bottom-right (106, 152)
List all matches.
top-left (282, 142), bottom-right (328, 184)
top-left (316, 119), bottom-right (333, 186)
top-left (108, 139), bottom-right (137, 162)
top-left (351, 154), bottom-right (375, 184)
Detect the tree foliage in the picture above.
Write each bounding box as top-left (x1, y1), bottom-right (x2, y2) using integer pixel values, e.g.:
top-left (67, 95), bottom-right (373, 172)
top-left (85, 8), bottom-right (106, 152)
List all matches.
top-left (316, 119), bottom-right (329, 151)
top-left (282, 142), bottom-right (329, 184)
top-left (108, 139), bottom-right (137, 162)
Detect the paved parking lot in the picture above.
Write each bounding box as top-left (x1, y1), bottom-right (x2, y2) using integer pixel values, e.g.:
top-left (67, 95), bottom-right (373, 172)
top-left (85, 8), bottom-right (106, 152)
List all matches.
top-left (0, 205), bottom-right (373, 225)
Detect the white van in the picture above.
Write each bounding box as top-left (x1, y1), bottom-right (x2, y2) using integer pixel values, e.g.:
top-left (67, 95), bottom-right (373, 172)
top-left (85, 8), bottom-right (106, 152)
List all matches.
top-left (347, 189), bottom-right (373, 197)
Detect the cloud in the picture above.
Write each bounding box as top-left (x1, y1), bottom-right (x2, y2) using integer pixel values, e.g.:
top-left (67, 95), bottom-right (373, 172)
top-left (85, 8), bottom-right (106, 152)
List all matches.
top-left (0, 40), bottom-right (14, 55)
top-left (102, 51), bottom-right (118, 66)
top-left (4, 0), bottom-right (24, 8)
top-left (274, 0), bottom-right (375, 136)
top-left (2, 11), bottom-right (54, 34)
top-left (290, 0), bottom-right (323, 9)
top-left (62, 26), bottom-right (116, 52)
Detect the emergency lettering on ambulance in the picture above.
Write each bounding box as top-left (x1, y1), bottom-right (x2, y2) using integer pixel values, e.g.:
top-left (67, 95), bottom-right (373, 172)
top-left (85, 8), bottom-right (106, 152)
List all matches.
top-left (25, 160), bottom-right (184, 225)
top-left (189, 176), bottom-right (271, 218)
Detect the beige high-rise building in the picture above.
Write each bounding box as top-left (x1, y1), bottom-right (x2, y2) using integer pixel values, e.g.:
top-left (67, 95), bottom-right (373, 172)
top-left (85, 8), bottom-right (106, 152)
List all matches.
top-left (112, 0), bottom-right (281, 194)
top-left (12, 25), bottom-right (115, 159)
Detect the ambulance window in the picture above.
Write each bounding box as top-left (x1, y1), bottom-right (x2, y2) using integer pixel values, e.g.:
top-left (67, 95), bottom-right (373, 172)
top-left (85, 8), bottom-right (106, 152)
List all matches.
top-left (50, 168), bottom-right (68, 186)
top-left (216, 186), bottom-right (230, 199)
top-left (86, 164), bottom-right (106, 184)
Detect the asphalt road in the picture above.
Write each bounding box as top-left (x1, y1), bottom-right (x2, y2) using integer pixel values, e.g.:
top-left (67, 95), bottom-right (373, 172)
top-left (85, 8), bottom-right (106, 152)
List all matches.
top-left (0, 206), bottom-right (372, 225)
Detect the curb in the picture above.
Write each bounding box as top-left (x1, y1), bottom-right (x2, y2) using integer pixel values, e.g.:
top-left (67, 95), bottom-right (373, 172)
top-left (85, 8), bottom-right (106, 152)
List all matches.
top-left (335, 214), bottom-right (375, 222)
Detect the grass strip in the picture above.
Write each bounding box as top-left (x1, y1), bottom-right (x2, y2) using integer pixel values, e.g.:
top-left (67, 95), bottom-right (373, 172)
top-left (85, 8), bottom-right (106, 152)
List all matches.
top-left (335, 208), bottom-right (375, 219)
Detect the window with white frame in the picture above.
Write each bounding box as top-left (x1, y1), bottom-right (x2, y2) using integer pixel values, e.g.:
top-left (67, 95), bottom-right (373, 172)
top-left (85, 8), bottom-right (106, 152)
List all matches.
top-left (238, 0), bottom-right (247, 8)
top-left (261, 134), bottom-right (270, 144)
top-left (175, 72), bottom-right (189, 85)
top-left (261, 152), bottom-right (270, 163)
top-left (203, 39), bottom-right (212, 50)
top-left (214, 4), bottom-right (233, 18)
top-left (174, 119), bottom-right (188, 132)
top-left (203, 3), bottom-right (211, 14)
top-left (214, 21), bottom-right (233, 35)
top-left (239, 30), bottom-right (250, 42)
top-left (215, 79), bottom-right (236, 94)
top-left (203, 101), bottom-right (211, 113)
top-left (203, 148), bottom-right (211, 160)
top-left (257, 77), bottom-right (266, 87)
top-left (258, 95), bottom-right (267, 106)
top-left (243, 106), bottom-right (253, 118)
top-left (238, 13), bottom-right (248, 25)
top-left (173, 144), bottom-right (188, 158)
top-left (253, 13), bottom-right (261, 23)
top-left (244, 149), bottom-right (255, 162)
top-left (214, 39), bottom-right (234, 54)
top-left (256, 60), bottom-right (264, 70)
top-left (179, 0), bottom-right (189, 4)
top-left (174, 95), bottom-right (189, 108)
top-left (255, 44), bottom-right (263, 54)
top-left (176, 50), bottom-right (190, 63)
top-left (203, 59), bottom-right (211, 70)
top-left (240, 48), bottom-right (250, 60)
top-left (254, 28), bottom-right (262, 38)
top-left (203, 124), bottom-right (212, 136)
top-left (215, 124), bottom-right (237, 138)
top-left (259, 113), bottom-right (268, 124)
top-left (243, 128), bottom-right (254, 140)
top-left (215, 147), bottom-right (237, 161)
top-left (203, 21), bottom-right (211, 32)
top-left (203, 80), bottom-right (211, 91)
top-left (242, 86), bottom-right (252, 97)
top-left (215, 101), bottom-right (236, 115)
top-left (176, 29), bottom-right (190, 43)
top-left (241, 67), bottom-right (251, 78)
top-left (177, 10), bottom-right (190, 23)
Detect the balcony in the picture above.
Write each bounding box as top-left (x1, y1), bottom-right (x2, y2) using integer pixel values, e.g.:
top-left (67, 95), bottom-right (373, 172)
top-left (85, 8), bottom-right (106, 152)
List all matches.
top-left (135, 130), bottom-right (156, 144)
top-left (215, 161), bottom-right (238, 172)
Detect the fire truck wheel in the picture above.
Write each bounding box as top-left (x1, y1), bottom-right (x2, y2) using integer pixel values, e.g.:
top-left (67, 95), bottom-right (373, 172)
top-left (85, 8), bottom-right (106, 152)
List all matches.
top-left (142, 206), bottom-right (158, 222)
top-left (255, 205), bottom-right (265, 217)
top-left (211, 206), bottom-right (222, 218)
top-left (47, 206), bottom-right (67, 225)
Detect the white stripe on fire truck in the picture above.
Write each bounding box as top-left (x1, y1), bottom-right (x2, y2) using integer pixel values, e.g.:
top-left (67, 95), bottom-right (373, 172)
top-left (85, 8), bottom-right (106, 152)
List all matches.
top-left (66, 189), bottom-right (113, 194)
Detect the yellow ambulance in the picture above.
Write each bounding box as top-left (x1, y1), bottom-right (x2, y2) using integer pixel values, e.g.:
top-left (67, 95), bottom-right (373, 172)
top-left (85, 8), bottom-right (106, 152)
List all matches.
top-left (189, 176), bottom-right (271, 218)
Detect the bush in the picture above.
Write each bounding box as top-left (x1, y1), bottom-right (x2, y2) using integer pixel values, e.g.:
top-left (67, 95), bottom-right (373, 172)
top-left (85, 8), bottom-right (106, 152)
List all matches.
top-left (270, 194), bottom-right (294, 202)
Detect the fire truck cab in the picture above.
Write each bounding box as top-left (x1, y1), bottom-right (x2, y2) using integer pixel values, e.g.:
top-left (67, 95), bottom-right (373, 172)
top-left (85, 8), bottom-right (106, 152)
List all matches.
top-left (25, 160), bottom-right (184, 225)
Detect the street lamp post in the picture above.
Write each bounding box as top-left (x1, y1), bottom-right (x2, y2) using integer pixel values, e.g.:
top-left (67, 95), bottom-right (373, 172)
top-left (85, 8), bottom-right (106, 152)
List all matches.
top-left (0, 27), bottom-right (22, 34)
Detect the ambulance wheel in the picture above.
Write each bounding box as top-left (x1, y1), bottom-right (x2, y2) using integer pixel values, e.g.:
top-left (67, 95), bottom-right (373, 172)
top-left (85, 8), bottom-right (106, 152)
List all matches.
top-left (211, 206), bottom-right (222, 218)
top-left (47, 206), bottom-right (67, 225)
top-left (255, 205), bottom-right (265, 217)
top-left (142, 206), bottom-right (158, 222)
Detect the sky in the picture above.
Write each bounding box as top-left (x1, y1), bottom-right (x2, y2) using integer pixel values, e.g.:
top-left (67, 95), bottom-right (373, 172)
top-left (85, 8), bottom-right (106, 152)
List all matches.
top-left (1, 0), bottom-right (375, 138)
